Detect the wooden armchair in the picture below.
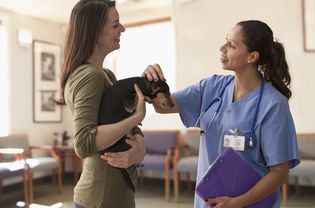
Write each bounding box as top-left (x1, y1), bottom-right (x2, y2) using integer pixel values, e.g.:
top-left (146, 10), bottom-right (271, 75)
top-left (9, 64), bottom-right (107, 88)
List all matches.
top-left (138, 130), bottom-right (180, 201)
top-left (281, 133), bottom-right (315, 206)
top-left (0, 134), bottom-right (62, 202)
top-left (173, 128), bottom-right (200, 202)
top-left (0, 148), bottom-right (32, 204)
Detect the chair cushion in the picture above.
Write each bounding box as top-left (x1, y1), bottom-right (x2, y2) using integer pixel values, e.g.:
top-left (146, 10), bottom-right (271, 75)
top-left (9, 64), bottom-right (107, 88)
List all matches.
top-left (289, 159), bottom-right (315, 177)
top-left (297, 135), bottom-right (315, 159)
top-left (176, 156), bottom-right (198, 173)
top-left (0, 160), bottom-right (26, 179)
top-left (143, 132), bottom-right (178, 154)
top-left (141, 155), bottom-right (168, 170)
top-left (26, 157), bottom-right (58, 172)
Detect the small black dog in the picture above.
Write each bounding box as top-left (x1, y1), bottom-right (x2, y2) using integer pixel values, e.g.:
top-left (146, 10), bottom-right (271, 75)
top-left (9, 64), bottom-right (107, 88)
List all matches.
top-left (98, 76), bottom-right (174, 154)
top-left (97, 76), bottom-right (173, 192)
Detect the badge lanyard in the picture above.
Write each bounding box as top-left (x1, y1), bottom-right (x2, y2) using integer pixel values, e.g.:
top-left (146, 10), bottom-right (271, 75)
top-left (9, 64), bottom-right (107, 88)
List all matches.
top-left (195, 73), bottom-right (264, 148)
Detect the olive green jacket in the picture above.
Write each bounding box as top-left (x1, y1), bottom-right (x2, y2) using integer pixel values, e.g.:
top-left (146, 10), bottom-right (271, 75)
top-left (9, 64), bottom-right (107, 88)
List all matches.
top-left (65, 64), bottom-right (141, 208)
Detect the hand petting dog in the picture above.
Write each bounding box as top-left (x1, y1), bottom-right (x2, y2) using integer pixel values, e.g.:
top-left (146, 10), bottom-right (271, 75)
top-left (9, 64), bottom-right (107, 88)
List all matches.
top-left (142, 63), bottom-right (166, 81)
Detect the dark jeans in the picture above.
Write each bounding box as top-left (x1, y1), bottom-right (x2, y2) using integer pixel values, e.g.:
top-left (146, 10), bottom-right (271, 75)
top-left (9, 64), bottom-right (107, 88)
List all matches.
top-left (74, 202), bottom-right (85, 208)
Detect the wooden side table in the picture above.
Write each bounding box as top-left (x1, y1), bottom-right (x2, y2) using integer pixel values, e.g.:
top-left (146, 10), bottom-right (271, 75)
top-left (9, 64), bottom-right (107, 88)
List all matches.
top-left (53, 145), bottom-right (81, 183)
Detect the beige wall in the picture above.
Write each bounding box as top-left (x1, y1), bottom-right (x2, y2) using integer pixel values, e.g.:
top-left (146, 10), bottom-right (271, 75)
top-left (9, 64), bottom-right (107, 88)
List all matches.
top-left (1, 0), bottom-right (314, 146)
top-left (173, 0), bottom-right (315, 133)
top-left (0, 8), bottom-right (69, 146)
top-left (122, 0), bottom-right (315, 133)
top-left (119, 4), bottom-right (185, 131)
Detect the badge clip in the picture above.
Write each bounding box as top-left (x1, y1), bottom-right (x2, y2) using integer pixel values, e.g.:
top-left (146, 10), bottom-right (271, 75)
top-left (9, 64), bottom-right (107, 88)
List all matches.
top-left (229, 128), bottom-right (238, 137)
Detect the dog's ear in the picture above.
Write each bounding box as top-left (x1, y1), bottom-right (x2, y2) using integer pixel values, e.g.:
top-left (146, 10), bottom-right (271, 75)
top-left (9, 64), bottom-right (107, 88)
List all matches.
top-left (143, 80), bottom-right (154, 95)
top-left (151, 80), bottom-right (170, 94)
top-left (151, 85), bottom-right (161, 95)
top-left (157, 80), bottom-right (170, 93)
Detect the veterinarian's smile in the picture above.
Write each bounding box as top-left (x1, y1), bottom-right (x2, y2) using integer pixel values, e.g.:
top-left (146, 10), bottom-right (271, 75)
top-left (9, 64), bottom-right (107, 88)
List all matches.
top-left (220, 55), bottom-right (228, 63)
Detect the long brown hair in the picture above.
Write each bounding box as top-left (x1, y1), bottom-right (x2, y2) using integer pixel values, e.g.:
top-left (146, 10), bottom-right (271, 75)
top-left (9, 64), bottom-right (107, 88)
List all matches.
top-left (57, 0), bottom-right (115, 105)
top-left (238, 20), bottom-right (292, 99)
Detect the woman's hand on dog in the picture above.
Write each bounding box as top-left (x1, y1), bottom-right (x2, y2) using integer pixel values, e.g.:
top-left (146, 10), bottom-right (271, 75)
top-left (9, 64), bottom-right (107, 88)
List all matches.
top-left (133, 84), bottom-right (146, 123)
top-left (142, 63), bottom-right (166, 81)
top-left (101, 134), bottom-right (145, 168)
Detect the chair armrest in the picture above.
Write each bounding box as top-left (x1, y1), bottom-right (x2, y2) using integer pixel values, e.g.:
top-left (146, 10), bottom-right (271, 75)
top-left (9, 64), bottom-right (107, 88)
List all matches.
top-left (168, 143), bottom-right (179, 154)
top-left (173, 144), bottom-right (181, 170)
top-left (166, 144), bottom-right (179, 171)
top-left (166, 144), bottom-right (174, 162)
top-left (174, 142), bottom-right (191, 160)
top-left (174, 145), bottom-right (180, 162)
top-left (0, 148), bottom-right (26, 160)
top-left (29, 145), bottom-right (60, 161)
top-left (167, 144), bottom-right (179, 159)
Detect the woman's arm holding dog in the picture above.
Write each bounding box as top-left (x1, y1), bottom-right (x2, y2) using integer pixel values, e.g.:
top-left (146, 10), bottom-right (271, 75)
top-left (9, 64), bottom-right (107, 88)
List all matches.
top-left (101, 134), bottom-right (146, 168)
top-left (142, 64), bottom-right (180, 114)
top-left (95, 84), bottom-right (146, 151)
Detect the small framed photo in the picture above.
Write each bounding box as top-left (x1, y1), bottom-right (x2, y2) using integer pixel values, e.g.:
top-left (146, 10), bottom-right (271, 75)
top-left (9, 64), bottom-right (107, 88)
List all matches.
top-left (302, 0), bottom-right (315, 52)
top-left (33, 40), bottom-right (62, 123)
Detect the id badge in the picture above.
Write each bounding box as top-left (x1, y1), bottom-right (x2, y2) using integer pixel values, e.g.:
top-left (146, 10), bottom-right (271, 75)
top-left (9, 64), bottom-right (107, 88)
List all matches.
top-left (223, 135), bottom-right (245, 151)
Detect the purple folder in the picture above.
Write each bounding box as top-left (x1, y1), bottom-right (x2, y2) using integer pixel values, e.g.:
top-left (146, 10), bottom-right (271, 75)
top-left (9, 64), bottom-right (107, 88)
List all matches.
top-left (196, 147), bottom-right (277, 208)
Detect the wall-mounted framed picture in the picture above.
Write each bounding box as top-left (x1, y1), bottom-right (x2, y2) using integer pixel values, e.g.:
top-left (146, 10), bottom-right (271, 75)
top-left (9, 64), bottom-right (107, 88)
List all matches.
top-left (33, 40), bottom-right (62, 123)
top-left (302, 0), bottom-right (315, 52)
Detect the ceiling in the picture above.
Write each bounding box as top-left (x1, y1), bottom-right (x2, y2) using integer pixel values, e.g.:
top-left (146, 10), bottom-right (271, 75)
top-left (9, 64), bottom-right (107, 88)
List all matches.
top-left (0, 0), bottom-right (172, 24)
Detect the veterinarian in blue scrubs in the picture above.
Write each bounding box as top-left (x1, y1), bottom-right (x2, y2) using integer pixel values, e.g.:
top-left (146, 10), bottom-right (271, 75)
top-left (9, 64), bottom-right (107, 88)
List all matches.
top-left (143, 20), bottom-right (299, 208)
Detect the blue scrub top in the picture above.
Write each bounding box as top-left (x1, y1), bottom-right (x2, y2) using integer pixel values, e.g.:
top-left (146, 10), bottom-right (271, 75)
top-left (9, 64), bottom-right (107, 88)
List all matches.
top-left (174, 75), bottom-right (300, 208)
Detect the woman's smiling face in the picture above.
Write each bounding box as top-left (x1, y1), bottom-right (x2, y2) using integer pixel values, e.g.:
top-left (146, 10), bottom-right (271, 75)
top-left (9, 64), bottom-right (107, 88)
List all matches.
top-left (97, 7), bottom-right (125, 54)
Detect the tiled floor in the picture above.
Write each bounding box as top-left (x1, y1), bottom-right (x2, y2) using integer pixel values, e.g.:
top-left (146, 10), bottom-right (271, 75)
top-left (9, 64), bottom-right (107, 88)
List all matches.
top-left (0, 175), bottom-right (315, 208)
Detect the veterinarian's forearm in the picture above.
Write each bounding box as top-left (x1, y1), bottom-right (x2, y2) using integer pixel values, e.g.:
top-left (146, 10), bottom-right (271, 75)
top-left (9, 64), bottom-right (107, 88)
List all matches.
top-left (232, 162), bottom-right (289, 207)
top-left (154, 95), bottom-right (180, 114)
top-left (95, 113), bottom-right (143, 151)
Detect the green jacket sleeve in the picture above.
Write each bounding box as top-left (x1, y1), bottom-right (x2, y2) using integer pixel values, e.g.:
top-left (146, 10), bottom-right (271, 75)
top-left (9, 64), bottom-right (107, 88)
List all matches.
top-left (68, 66), bottom-right (105, 159)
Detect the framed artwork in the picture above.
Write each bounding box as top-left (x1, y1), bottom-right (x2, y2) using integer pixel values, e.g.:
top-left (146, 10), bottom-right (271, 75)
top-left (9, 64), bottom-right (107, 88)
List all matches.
top-left (33, 40), bottom-right (62, 123)
top-left (302, 0), bottom-right (315, 52)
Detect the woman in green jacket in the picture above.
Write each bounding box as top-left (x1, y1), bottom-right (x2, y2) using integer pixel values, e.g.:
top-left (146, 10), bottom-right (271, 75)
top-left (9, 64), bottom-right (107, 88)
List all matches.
top-left (57, 1), bottom-right (146, 207)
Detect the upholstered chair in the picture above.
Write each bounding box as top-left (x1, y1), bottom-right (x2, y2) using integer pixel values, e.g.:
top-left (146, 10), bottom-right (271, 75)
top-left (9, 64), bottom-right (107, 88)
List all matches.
top-left (138, 130), bottom-right (179, 201)
top-left (0, 148), bottom-right (31, 204)
top-left (0, 134), bottom-right (62, 202)
top-left (173, 128), bottom-right (200, 202)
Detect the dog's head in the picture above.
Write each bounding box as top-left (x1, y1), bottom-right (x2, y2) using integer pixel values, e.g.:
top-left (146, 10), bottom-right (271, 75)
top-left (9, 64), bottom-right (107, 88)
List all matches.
top-left (144, 79), bottom-right (174, 109)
